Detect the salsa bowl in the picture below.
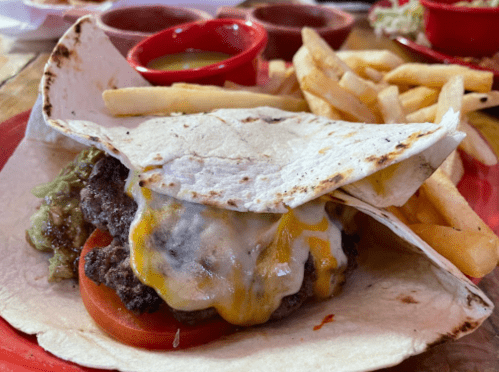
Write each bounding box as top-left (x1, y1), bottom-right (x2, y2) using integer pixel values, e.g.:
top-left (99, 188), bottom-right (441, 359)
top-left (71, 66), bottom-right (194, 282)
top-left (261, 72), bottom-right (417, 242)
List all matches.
top-left (420, 0), bottom-right (499, 57)
top-left (127, 18), bottom-right (268, 86)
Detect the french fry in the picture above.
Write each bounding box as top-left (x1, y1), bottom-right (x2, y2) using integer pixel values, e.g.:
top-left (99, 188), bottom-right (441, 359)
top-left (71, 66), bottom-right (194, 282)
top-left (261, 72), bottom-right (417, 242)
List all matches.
top-left (467, 111), bottom-right (499, 159)
top-left (172, 82), bottom-right (224, 90)
top-left (336, 50), bottom-right (405, 71)
top-left (385, 206), bottom-right (411, 225)
top-left (396, 194), bottom-right (422, 224)
top-left (301, 66), bottom-right (377, 123)
top-left (363, 67), bottom-right (385, 83)
top-left (377, 85), bottom-right (406, 124)
top-left (406, 104), bottom-right (437, 123)
top-left (224, 61), bottom-right (288, 95)
top-left (399, 86), bottom-right (439, 115)
top-left (396, 188), bottom-right (447, 225)
top-left (458, 119), bottom-right (498, 166)
top-left (293, 46), bottom-right (342, 119)
top-left (338, 55), bottom-right (370, 78)
top-left (410, 224), bottom-right (499, 278)
top-left (223, 80), bottom-right (268, 93)
top-left (265, 59), bottom-right (288, 94)
top-left (408, 91), bottom-right (499, 123)
top-left (301, 27), bottom-right (351, 80)
top-left (276, 66), bottom-right (301, 96)
top-left (103, 86), bottom-right (308, 116)
top-left (269, 59), bottom-right (287, 79)
top-left (435, 75), bottom-right (464, 124)
top-left (461, 91), bottom-right (499, 113)
top-left (383, 63), bottom-right (494, 93)
top-left (414, 187), bottom-right (447, 226)
top-left (439, 150), bottom-right (465, 185)
top-left (421, 168), bottom-right (496, 235)
top-left (339, 71), bottom-right (380, 105)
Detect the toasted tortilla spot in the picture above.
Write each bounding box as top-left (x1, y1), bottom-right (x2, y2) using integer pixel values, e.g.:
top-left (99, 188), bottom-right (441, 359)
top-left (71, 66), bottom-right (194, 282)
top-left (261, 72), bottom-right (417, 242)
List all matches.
top-left (427, 318), bottom-right (482, 349)
top-left (106, 144), bottom-right (120, 155)
top-left (262, 117), bottom-right (286, 123)
top-left (73, 16), bottom-right (91, 39)
top-left (139, 173), bottom-right (162, 187)
top-left (227, 200), bottom-right (237, 207)
top-left (51, 45), bottom-right (71, 68)
top-left (43, 71), bottom-right (56, 84)
top-left (417, 129), bottom-right (438, 138)
top-left (467, 291), bottom-right (491, 308)
top-left (395, 143), bottom-right (408, 150)
top-left (315, 172), bottom-right (351, 194)
top-left (427, 334), bottom-right (454, 348)
top-left (330, 173), bottom-right (345, 184)
top-left (367, 154), bottom-right (390, 166)
top-left (283, 185), bottom-right (309, 197)
top-left (43, 103), bottom-right (53, 117)
top-left (190, 156), bottom-right (204, 164)
top-left (88, 136), bottom-right (100, 142)
top-left (242, 117), bottom-right (258, 123)
top-left (239, 176), bottom-right (250, 183)
top-left (398, 295), bottom-right (419, 304)
top-left (74, 22), bottom-right (82, 36)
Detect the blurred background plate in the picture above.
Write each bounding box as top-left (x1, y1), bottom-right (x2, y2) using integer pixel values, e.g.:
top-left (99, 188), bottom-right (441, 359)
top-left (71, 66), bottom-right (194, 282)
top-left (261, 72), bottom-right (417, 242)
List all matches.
top-left (0, 0), bottom-right (242, 41)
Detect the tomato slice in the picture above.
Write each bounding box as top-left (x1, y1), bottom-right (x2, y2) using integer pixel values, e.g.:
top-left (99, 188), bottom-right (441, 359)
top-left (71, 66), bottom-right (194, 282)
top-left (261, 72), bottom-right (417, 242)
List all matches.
top-left (79, 229), bottom-right (235, 350)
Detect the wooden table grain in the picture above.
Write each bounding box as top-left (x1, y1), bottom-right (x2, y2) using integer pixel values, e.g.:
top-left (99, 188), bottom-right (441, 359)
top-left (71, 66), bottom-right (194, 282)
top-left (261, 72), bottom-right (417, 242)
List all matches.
top-left (0, 12), bottom-right (497, 372)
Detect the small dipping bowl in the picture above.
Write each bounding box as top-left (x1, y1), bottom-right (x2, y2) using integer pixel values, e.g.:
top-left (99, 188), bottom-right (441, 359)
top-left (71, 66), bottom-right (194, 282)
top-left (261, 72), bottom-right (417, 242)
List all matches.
top-left (127, 18), bottom-right (268, 86)
top-left (420, 0), bottom-right (499, 58)
top-left (217, 3), bottom-right (355, 61)
top-left (64, 5), bottom-right (212, 56)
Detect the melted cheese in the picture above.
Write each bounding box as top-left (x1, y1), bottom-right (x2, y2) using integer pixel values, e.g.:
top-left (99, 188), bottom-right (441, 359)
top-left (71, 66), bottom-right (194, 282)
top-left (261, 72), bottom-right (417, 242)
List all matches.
top-left (129, 182), bottom-right (348, 326)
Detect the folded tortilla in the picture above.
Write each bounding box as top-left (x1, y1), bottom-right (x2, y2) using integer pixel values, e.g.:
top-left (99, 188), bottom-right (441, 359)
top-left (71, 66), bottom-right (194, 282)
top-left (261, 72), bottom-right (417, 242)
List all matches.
top-left (41, 16), bottom-right (463, 211)
top-left (0, 14), bottom-right (493, 372)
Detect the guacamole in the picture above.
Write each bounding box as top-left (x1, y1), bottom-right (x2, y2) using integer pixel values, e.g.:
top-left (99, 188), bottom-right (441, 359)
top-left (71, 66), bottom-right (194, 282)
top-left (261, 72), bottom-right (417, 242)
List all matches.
top-left (26, 147), bottom-right (104, 281)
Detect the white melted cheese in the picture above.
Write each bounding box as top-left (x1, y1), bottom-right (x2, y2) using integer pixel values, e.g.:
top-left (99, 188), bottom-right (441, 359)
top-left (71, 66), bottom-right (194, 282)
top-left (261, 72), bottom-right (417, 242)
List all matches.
top-left (128, 182), bottom-right (348, 326)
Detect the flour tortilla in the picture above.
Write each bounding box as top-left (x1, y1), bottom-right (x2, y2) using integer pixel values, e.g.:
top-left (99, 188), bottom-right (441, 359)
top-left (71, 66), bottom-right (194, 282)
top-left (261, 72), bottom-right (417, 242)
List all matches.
top-left (40, 16), bottom-right (464, 212)
top-left (0, 139), bottom-right (493, 372)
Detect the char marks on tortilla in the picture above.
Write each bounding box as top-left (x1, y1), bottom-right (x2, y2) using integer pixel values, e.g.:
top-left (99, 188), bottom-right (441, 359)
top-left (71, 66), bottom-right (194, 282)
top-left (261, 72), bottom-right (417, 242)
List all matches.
top-left (41, 16), bottom-right (464, 212)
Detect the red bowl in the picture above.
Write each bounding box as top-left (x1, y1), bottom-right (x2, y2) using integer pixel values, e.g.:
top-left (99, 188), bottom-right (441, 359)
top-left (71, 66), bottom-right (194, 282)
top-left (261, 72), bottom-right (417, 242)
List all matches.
top-left (420, 0), bottom-right (499, 58)
top-left (63, 5), bottom-right (212, 57)
top-left (127, 18), bottom-right (268, 86)
top-left (218, 3), bottom-right (355, 61)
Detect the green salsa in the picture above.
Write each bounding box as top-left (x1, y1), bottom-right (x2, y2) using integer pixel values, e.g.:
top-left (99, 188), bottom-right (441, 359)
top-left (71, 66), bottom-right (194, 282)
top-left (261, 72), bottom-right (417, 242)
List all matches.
top-left (147, 51), bottom-right (232, 71)
top-left (26, 147), bottom-right (104, 282)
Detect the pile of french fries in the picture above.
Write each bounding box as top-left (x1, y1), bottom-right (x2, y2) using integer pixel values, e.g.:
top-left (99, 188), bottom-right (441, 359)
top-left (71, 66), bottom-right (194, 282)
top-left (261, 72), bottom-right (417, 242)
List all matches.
top-left (102, 27), bottom-right (499, 278)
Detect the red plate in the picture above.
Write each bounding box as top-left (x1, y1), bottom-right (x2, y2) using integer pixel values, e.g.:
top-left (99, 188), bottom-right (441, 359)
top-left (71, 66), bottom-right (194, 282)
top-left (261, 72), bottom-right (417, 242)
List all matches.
top-left (0, 110), bottom-right (498, 371)
top-left (394, 36), bottom-right (499, 90)
top-left (369, 0), bottom-right (499, 89)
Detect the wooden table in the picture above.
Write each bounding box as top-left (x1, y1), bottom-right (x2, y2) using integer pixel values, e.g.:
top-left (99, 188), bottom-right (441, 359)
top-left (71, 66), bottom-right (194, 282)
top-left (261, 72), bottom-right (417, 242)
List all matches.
top-left (0, 12), bottom-right (497, 372)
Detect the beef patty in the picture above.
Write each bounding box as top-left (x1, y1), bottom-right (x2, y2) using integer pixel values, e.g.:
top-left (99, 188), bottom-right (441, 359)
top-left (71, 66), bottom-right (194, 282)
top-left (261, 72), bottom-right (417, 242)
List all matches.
top-left (81, 155), bottom-right (357, 325)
